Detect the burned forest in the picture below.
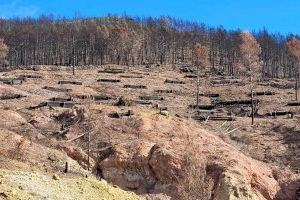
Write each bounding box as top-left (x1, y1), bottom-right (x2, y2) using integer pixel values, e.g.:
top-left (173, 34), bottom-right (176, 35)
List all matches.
top-left (0, 14), bottom-right (299, 200)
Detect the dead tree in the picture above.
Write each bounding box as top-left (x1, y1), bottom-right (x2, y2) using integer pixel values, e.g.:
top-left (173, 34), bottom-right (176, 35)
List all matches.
top-left (238, 31), bottom-right (262, 125)
top-left (0, 38), bottom-right (9, 70)
top-left (287, 37), bottom-right (300, 101)
top-left (192, 43), bottom-right (209, 108)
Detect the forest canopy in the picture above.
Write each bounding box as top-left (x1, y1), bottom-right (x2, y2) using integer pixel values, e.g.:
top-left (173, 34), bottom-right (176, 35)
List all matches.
top-left (0, 15), bottom-right (299, 78)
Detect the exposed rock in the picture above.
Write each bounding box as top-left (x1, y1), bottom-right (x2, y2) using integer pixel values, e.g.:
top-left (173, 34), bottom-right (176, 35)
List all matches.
top-left (52, 174), bottom-right (60, 180)
top-left (98, 113), bottom-right (300, 200)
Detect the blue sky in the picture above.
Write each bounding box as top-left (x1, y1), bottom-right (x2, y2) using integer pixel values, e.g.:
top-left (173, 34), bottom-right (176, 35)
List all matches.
top-left (0, 0), bottom-right (299, 34)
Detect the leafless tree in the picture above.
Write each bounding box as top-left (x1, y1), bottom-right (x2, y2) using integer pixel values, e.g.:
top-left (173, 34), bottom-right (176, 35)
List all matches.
top-left (0, 16), bottom-right (298, 79)
top-left (0, 38), bottom-right (9, 69)
top-left (192, 43), bottom-right (209, 107)
top-left (287, 36), bottom-right (300, 101)
top-left (238, 31), bottom-right (261, 125)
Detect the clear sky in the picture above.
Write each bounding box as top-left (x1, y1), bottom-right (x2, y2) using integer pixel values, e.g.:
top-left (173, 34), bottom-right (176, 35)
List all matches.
top-left (0, 0), bottom-right (299, 35)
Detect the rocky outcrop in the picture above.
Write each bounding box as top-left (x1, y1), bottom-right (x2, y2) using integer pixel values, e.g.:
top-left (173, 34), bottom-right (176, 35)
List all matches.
top-left (98, 113), bottom-right (300, 200)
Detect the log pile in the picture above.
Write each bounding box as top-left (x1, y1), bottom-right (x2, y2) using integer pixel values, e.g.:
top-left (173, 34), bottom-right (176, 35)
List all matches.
top-left (97, 79), bottom-right (121, 83)
top-left (184, 74), bottom-right (197, 78)
top-left (199, 93), bottom-right (220, 98)
top-left (248, 91), bottom-right (275, 96)
top-left (189, 104), bottom-right (216, 110)
top-left (49, 97), bottom-right (72, 102)
top-left (73, 94), bottom-right (91, 100)
top-left (98, 69), bottom-right (125, 74)
top-left (43, 86), bottom-right (72, 93)
top-left (18, 75), bottom-right (42, 80)
top-left (266, 111), bottom-right (294, 118)
top-left (155, 89), bottom-right (173, 94)
top-left (287, 102), bottom-right (300, 106)
top-left (0, 78), bottom-right (23, 85)
top-left (0, 94), bottom-right (26, 100)
top-left (120, 75), bottom-right (144, 79)
top-left (93, 95), bottom-right (112, 101)
top-left (29, 101), bottom-right (75, 109)
top-left (47, 101), bottom-right (75, 108)
top-left (124, 85), bottom-right (147, 89)
top-left (135, 100), bottom-right (152, 105)
top-left (180, 67), bottom-right (194, 73)
top-left (108, 110), bottom-right (134, 118)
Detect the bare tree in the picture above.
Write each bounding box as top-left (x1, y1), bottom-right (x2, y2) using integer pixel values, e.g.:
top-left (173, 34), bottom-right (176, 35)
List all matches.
top-left (192, 43), bottom-right (209, 107)
top-left (0, 38), bottom-right (9, 69)
top-left (287, 37), bottom-right (300, 101)
top-left (238, 31), bottom-right (261, 125)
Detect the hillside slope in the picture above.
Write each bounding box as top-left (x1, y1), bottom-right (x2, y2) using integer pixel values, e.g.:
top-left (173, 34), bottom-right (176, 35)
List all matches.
top-left (0, 169), bottom-right (143, 200)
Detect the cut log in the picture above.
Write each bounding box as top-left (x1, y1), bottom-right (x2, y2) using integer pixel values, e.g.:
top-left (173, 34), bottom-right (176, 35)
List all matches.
top-left (98, 69), bottom-right (125, 74)
top-left (287, 102), bottom-right (300, 106)
top-left (108, 110), bottom-right (134, 118)
top-left (155, 89), bottom-right (173, 94)
top-left (0, 94), bottom-right (26, 100)
top-left (28, 101), bottom-right (74, 109)
top-left (140, 96), bottom-right (164, 101)
top-left (180, 67), bottom-right (194, 73)
top-left (28, 102), bottom-right (48, 110)
top-left (93, 95), bottom-right (112, 101)
top-left (248, 91), bottom-right (275, 96)
top-left (135, 100), bottom-right (152, 105)
top-left (58, 80), bottom-right (82, 85)
top-left (199, 93), bottom-right (220, 98)
top-left (0, 78), bottom-right (23, 85)
top-left (47, 101), bottom-right (75, 108)
top-left (165, 79), bottom-right (185, 84)
top-left (216, 99), bottom-right (260, 106)
top-left (49, 97), bottom-right (72, 102)
top-left (43, 86), bottom-right (72, 93)
top-left (211, 79), bottom-right (242, 85)
top-left (189, 104), bottom-right (216, 110)
top-left (184, 74), bottom-right (197, 78)
top-left (97, 79), bottom-right (120, 83)
top-left (192, 115), bottom-right (235, 121)
top-left (73, 94), bottom-right (91, 100)
top-left (124, 85), bottom-right (147, 89)
top-left (266, 111), bottom-right (294, 118)
top-left (18, 75), bottom-right (42, 80)
top-left (120, 75), bottom-right (144, 78)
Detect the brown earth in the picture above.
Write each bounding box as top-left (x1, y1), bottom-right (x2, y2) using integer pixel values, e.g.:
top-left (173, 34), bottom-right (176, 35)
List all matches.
top-left (0, 65), bottom-right (299, 199)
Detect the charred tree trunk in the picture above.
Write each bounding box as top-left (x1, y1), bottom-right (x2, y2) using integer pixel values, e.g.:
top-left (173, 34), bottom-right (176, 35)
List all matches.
top-left (296, 73), bottom-right (299, 101)
top-left (250, 75), bottom-right (255, 125)
top-left (196, 65), bottom-right (200, 108)
top-left (87, 131), bottom-right (90, 171)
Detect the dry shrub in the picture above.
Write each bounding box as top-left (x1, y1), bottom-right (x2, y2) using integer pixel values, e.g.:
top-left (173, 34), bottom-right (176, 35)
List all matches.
top-left (176, 135), bottom-right (214, 200)
top-left (115, 96), bottom-right (134, 106)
